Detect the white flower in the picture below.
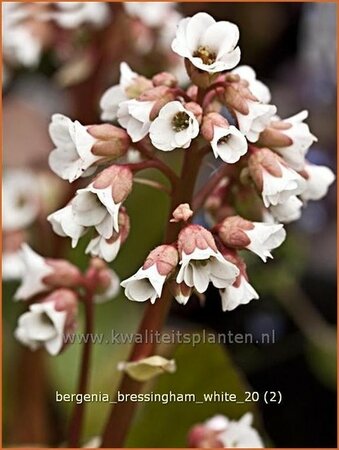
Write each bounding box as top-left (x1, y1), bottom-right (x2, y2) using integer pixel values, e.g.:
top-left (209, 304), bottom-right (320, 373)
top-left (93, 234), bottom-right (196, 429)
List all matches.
top-left (14, 301), bottom-right (67, 355)
top-left (85, 235), bottom-right (121, 263)
top-left (177, 247), bottom-right (239, 294)
top-left (244, 222), bottom-right (286, 262)
top-left (14, 244), bottom-right (54, 301)
top-left (118, 99), bottom-right (154, 142)
top-left (220, 276), bottom-right (259, 312)
top-left (3, 251), bottom-right (25, 280)
top-left (271, 111), bottom-right (317, 171)
top-left (235, 101), bottom-right (277, 142)
top-left (2, 169), bottom-right (40, 231)
top-left (211, 125), bottom-right (247, 163)
top-left (270, 196), bottom-right (303, 223)
top-left (2, 3), bottom-right (42, 67)
top-left (124, 2), bottom-right (175, 27)
top-left (71, 184), bottom-right (121, 239)
top-left (121, 265), bottom-right (166, 304)
top-left (46, 2), bottom-right (110, 29)
top-left (48, 114), bottom-right (100, 183)
top-left (262, 163), bottom-right (306, 207)
top-left (149, 101), bottom-right (199, 151)
top-left (218, 413), bottom-right (264, 448)
top-left (301, 164), bottom-right (335, 201)
top-left (172, 12), bottom-right (240, 73)
top-left (47, 204), bottom-right (86, 248)
top-left (232, 65), bottom-right (271, 103)
top-left (94, 269), bottom-right (120, 304)
top-left (100, 62), bottom-right (138, 121)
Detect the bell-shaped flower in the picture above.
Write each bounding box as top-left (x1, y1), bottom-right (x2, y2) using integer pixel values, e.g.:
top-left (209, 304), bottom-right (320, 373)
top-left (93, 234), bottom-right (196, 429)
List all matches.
top-left (232, 65), bottom-right (271, 104)
top-left (211, 125), bottom-right (247, 163)
top-left (121, 245), bottom-right (178, 303)
top-left (117, 99), bottom-right (155, 142)
top-left (202, 112), bottom-right (247, 163)
top-left (171, 12), bottom-right (240, 73)
top-left (218, 248), bottom-right (258, 311)
top-left (14, 244), bottom-right (82, 301)
top-left (235, 100), bottom-right (277, 143)
top-left (217, 215), bottom-right (286, 262)
top-left (14, 289), bottom-right (78, 355)
top-left (176, 225), bottom-right (239, 294)
top-left (270, 196), bottom-right (303, 223)
top-left (220, 276), bottom-right (259, 312)
top-left (86, 207), bottom-right (130, 262)
top-left (72, 165), bottom-right (133, 239)
top-left (47, 204), bottom-right (86, 248)
top-left (300, 163), bottom-right (335, 202)
top-left (149, 101), bottom-right (199, 151)
top-left (100, 62), bottom-right (152, 121)
top-left (259, 111), bottom-right (317, 171)
top-left (248, 148), bottom-right (306, 207)
top-left (48, 114), bottom-right (99, 183)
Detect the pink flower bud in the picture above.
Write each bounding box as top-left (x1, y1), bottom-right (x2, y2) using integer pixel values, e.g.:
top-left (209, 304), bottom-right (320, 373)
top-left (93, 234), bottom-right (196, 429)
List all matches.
top-left (44, 259), bottom-right (82, 288)
top-left (93, 164), bottom-right (133, 204)
top-left (184, 102), bottom-right (203, 124)
top-left (201, 112), bottom-right (229, 141)
top-left (248, 148), bottom-right (284, 192)
top-left (139, 86), bottom-right (176, 121)
top-left (222, 80), bottom-right (258, 115)
top-left (143, 244), bottom-right (179, 276)
top-left (152, 72), bottom-right (178, 88)
top-left (170, 203), bottom-right (193, 223)
top-left (217, 216), bottom-right (253, 248)
top-left (257, 121), bottom-right (293, 148)
top-left (88, 124), bottom-right (131, 158)
top-left (178, 224), bottom-right (218, 256)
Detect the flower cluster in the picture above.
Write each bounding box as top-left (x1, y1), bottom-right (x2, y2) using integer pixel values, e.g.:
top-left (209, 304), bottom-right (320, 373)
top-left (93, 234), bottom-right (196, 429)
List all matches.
top-left (43, 11), bottom-right (334, 315)
top-left (12, 245), bottom-right (119, 355)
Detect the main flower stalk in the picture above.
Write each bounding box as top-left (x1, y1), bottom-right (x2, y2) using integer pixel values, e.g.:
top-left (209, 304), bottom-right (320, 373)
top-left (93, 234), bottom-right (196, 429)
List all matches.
top-left (100, 144), bottom-right (205, 447)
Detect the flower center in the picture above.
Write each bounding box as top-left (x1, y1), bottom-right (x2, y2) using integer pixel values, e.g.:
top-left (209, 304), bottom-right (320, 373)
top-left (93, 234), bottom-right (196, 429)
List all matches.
top-left (193, 45), bottom-right (217, 65)
top-left (218, 135), bottom-right (232, 145)
top-left (172, 111), bottom-right (190, 132)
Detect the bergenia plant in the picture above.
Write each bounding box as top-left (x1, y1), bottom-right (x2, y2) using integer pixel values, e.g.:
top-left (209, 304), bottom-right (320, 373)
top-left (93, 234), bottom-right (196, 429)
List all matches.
top-left (11, 10), bottom-right (335, 449)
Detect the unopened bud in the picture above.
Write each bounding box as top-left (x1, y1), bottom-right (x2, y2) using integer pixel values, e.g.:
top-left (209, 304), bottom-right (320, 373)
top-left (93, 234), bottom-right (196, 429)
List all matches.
top-left (184, 102), bottom-right (203, 124)
top-left (217, 216), bottom-right (254, 248)
top-left (201, 112), bottom-right (229, 141)
top-left (143, 244), bottom-right (179, 276)
top-left (93, 165), bottom-right (133, 203)
top-left (88, 124), bottom-right (131, 158)
top-left (152, 72), bottom-right (178, 88)
top-left (44, 259), bottom-right (82, 288)
top-left (170, 203), bottom-right (193, 223)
